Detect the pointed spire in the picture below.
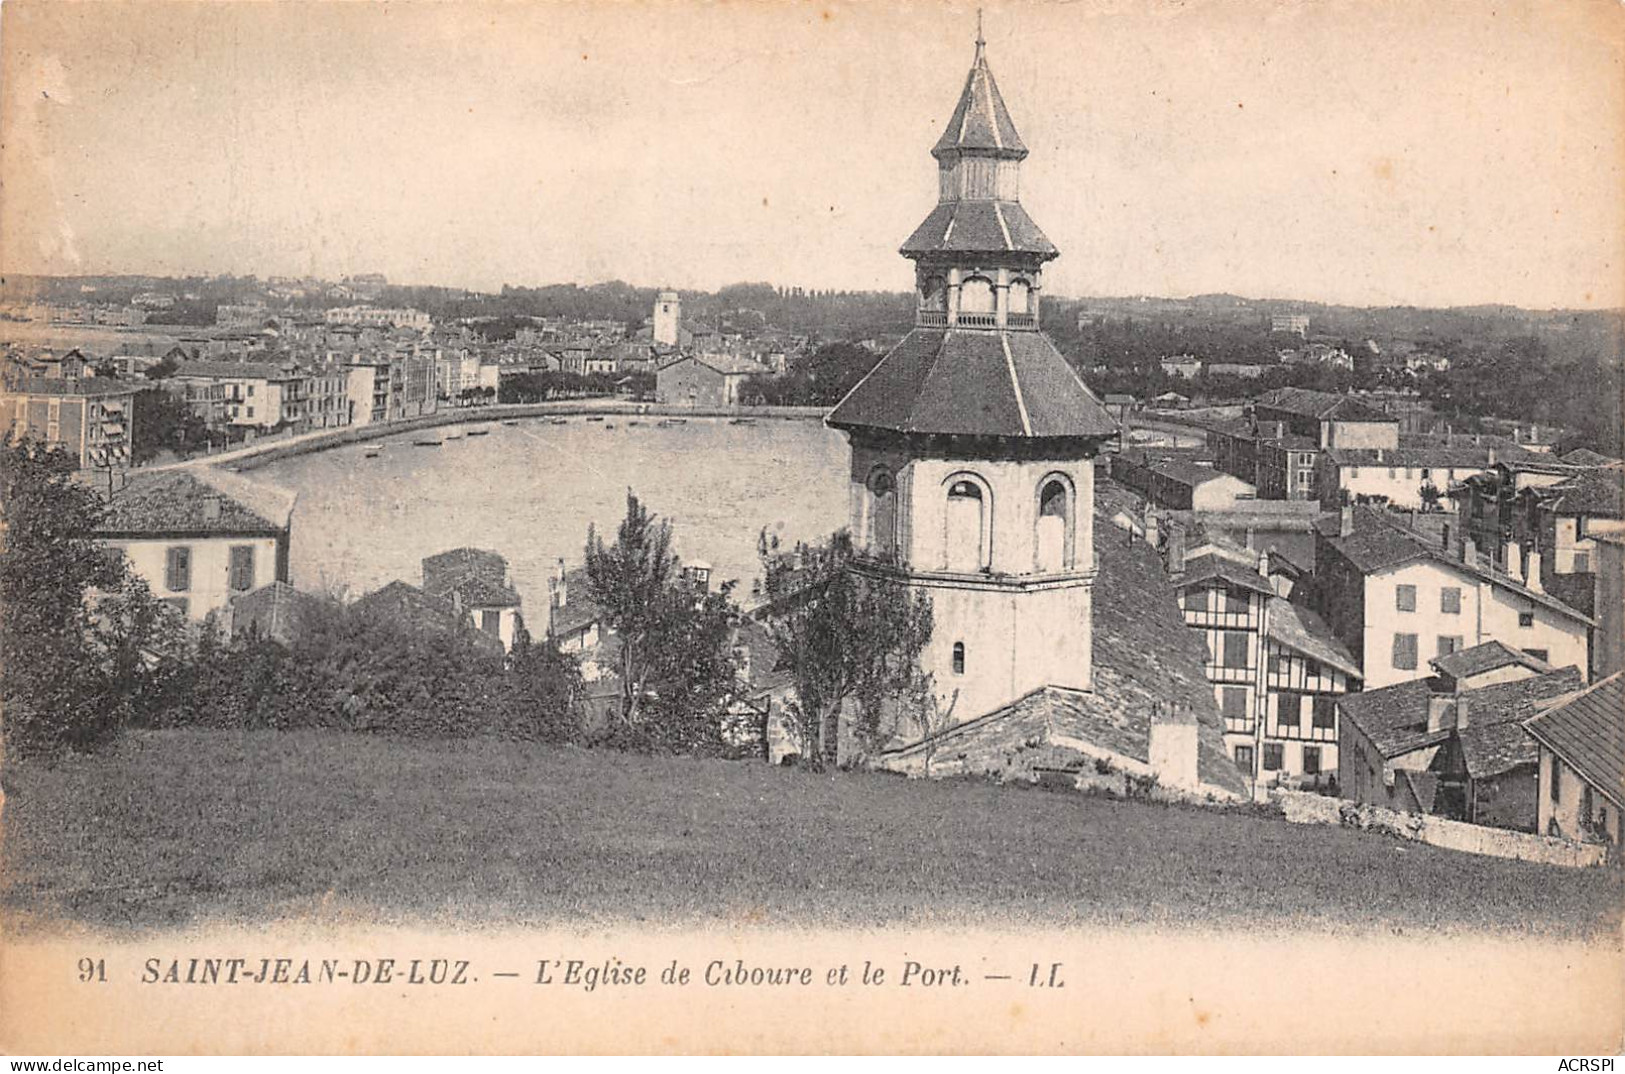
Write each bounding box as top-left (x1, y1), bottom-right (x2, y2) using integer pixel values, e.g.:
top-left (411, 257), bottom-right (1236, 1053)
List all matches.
top-left (933, 18), bottom-right (1027, 160)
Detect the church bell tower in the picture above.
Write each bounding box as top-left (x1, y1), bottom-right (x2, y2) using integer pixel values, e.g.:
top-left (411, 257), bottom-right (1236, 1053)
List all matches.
top-left (827, 23), bottom-right (1118, 729)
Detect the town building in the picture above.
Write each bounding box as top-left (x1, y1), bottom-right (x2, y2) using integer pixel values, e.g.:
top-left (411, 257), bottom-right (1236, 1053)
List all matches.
top-left (1524, 672), bottom-right (1622, 844)
top-left (421, 548), bottom-right (524, 652)
top-left (325, 306), bottom-right (432, 331)
top-left (1166, 529), bottom-right (1359, 787)
top-left (1311, 505), bottom-right (1592, 690)
top-left (1270, 313), bottom-right (1310, 338)
top-left (227, 580), bottom-right (319, 645)
top-left (1110, 451), bottom-right (1254, 512)
top-left (1159, 356), bottom-right (1202, 379)
top-left (1318, 441), bottom-right (1522, 511)
top-left (169, 359), bottom-right (305, 430)
top-left (652, 291), bottom-right (681, 347)
top-left (655, 353), bottom-right (766, 407)
top-left (1337, 656), bottom-right (1583, 830)
top-left (4, 375), bottom-right (137, 469)
top-left (95, 468), bottom-right (297, 623)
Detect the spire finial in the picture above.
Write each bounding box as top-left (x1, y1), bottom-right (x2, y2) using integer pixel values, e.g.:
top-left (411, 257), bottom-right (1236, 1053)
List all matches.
top-left (975, 8), bottom-right (985, 57)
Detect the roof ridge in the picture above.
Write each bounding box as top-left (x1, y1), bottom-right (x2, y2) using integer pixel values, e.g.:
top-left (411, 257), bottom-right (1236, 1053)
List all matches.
top-left (1000, 333), bottom-right (1032, 436)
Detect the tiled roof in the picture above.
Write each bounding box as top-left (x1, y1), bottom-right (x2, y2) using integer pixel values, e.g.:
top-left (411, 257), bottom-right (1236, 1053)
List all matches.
top-left (1119, 452), bottom-right (1236, 491)
top-left (548, 566), bottom-right (606, 638)
top-left (1178, 553), bottom-right (1275, 597)
top-left (732, 619), bottom-right (795, 696)
top-left (1524, 673), bottom-right (1624, 809)
top-left (9, 375), bottom-right (139, 398)
top-left (1541, 466), bottom-right (1625, 518)
top-left (353, 580), bottom-right (460, 628)
top-left (172, 359), bottom-right (302, 381)
top-left (229, 581), bottom-right (317, 645)
top-left (1265, 600), bottom-right (1362, 678)
top-left (827, 328), bottom-right (1117, 440)
top-left (1559, 448), bottom-right (1621, 467)
top-left (931, 42), bottom-right (1027, 159)
top-left (96, 469), bottom-right (295, 536)
top-left (1319, 506), bottom-right (1593, 624)
top-left (422, 547), bottom-right (507, 596)
top-left (1338, 679), bottom-right (1447, 759)
top-left (1456, 668), bottom-right (1585, 779)
top-left (900, 200), bottom-right (1056, 258)
top-left (1256, 387), bottom-right (1394, 424)
top-left (446, 574), bottom-right (522, 609)
top-left (1430, 639), bottom-right (1553, 682)
top-left (1322, 445), bottom-right (1533, 470)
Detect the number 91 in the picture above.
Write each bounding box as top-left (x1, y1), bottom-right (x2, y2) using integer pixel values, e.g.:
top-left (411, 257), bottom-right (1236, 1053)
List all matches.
top-left (78, 957), bottom-right (106, 982)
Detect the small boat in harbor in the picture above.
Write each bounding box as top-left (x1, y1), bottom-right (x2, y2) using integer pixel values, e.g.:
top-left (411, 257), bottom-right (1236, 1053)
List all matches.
top-left (658, 418), bottom-right (688, 427)
top-left (413, 438), bottom-right (443, 447)
top-left (629, 421), bottom-right (643, 427)
top-left (586, 415), bottom-right (605, 423)
top-left (500, 419), bottom-right (520, 426)
top-left (363, 447), bottom-right (382, 459)
top-left (604, 423), bottom-right (616, 430)
top-left (465, 427), bottom-right (490, 437)
top-left (549, 418), bottom-right (568, 425)
top-left (729, 417), bottom-right (757, 426)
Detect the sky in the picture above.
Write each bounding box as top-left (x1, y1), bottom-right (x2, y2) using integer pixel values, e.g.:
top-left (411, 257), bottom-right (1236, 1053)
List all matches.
top-left (2, 0), bottom-right (1622, 309)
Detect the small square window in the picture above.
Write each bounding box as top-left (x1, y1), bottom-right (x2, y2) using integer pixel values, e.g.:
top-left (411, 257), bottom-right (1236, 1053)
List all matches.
top-left (1396, 585), bottom-right (1416, 612)
top-left (1573, 552), bottom-right (1592, 574)
top-left (1220, 687), bottom-right (1248, 719)
top-left (1392, 632), bottom-right (1418, 670)
top-left (1437, 635), bottom-right (1462, 657)
top-left (1303, 746), bottom-right (1322, 775)
top-left (1262, 743), bottom-right (1284, 771)
top-left (1234, 745), bottom-right (1255, 774)
top-left (1441, 587), bottom-right (1462, 614)
top-left (1519, 611), bottom-right (1535, 628)
top-left (1312, 696), bottom-right (1337, 730)
top-left (1277, 691), bottom-right (1302, 732)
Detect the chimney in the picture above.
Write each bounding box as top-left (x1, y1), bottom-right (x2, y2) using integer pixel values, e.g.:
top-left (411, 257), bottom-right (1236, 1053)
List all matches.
top-left (1454, 696), bottom-right (1470, 731)
top-left (1148, 702), bottom-right (1200, 791)
top-left (202, 496), bottom-right (222, 522)
top-left (550, 558), bottom-right (567, 608)
top-left (1167, 521), bottom-right (1187, 573)
top-left (1505, 541), bottom-right (1522, 582)
top-left (1526, 551), bottom-right (1544, 593)
top-left (1340, 505), bottom-right (1355, 538)
top-left (1462, 537), bottom-right (1477, 566)
top-left (1257, 550), bottom-right (1270, 578)
top-left (1245, 526), bottom-right (1255, 551)
top-left (1427, 694), bottom-right (1455, 732)
top-left (1144, 511), bottom-right (1161, 553)
top-left (1442, 522), bottom-right (1451, 551)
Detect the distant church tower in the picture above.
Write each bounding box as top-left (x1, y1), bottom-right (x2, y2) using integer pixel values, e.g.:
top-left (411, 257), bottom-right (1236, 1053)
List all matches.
top-left (827, 24), bottom-right (1118, 729)
top-left (653, 290), bottom-right (681, 346)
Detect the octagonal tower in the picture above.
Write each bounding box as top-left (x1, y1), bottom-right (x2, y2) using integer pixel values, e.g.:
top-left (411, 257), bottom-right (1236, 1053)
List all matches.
top-left (827, 27), bottom-right (1118, 729)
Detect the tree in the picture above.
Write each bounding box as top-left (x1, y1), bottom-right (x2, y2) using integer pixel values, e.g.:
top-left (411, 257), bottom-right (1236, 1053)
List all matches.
top-left (759, 530), bottom-right (934, 767)
top-left (584, 492), bottom-right (740, 754)
top-left (0, 438), bottom-right (153, 756)
top-left (131, 387), bottom-right (210, 464)
top-left (503, 632), bottom-right (584, 743)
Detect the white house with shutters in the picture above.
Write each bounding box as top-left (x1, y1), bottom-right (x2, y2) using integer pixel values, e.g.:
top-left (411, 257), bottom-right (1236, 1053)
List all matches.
top-left (94, 468), bottom-right (297, 624)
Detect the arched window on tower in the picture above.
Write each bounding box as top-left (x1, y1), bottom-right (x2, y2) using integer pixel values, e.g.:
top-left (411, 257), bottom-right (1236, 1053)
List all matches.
top-left (945, 475), bottom-right (990, 572)
top-left (1008, 279), bottom-right (1032, 316)
top-left (868, 467), bottom-right (898, 562)
top-left (1036, 475), bottom-right (1074, 572)
top-left (952, 642), bottom-right (966, 675)
top-left (959, 276), bottom-right (995, 315)
top-left (919, 276), bottom-right (947, 312)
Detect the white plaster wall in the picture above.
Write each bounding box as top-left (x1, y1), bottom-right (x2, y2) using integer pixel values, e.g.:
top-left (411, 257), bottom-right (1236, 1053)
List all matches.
top-left (116, 535), bottom-right (280, 622)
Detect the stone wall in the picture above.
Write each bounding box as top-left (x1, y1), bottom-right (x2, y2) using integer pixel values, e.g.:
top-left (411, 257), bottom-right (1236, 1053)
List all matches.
top-left (1276, 789), bottom-right (1611, 869)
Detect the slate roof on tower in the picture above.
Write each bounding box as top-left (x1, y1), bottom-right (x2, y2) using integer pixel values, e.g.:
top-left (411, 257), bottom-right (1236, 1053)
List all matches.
top-left (826, 328), bottom-right (1118, 440)
top-left (932, 38), bottom-right (1028, 159)
top-left (900, 200), bottom-right (1057, 258)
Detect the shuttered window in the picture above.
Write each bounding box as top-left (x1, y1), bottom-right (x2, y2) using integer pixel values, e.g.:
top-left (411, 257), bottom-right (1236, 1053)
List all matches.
top-left (165, 546), bottom-right (192, 592)
top-left (228, 545), bottom-right (255, 592)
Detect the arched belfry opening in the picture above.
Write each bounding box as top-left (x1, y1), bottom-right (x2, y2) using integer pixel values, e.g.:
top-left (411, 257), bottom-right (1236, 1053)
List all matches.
top-left (945, 475), bottom-right (990, 572)
top-left (824, 17), bottom-right (1120, 740)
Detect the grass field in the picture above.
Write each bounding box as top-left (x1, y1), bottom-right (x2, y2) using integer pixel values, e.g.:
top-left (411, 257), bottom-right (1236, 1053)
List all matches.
top-left (2, 729), bottom-right (1619, 935)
